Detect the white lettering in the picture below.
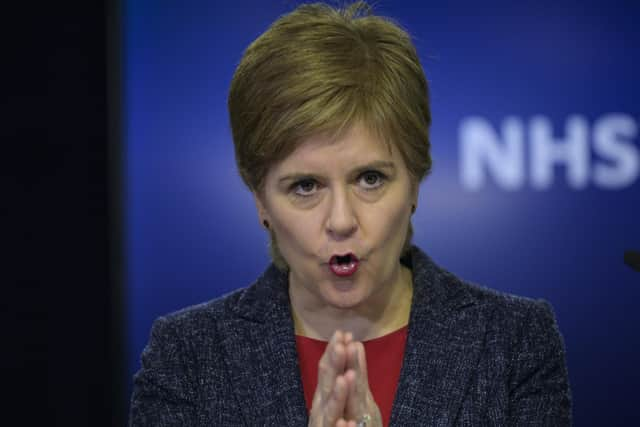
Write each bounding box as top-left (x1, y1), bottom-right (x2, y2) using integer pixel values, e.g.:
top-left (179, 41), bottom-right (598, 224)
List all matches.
top-left (529, 116), bottom-right (589, 190)
top-left (459, 117), bottom-right (525, 191)
top-left (592, 114), bottom-right (639, 189)
top-left (458, 114), bottom-right (639, 191)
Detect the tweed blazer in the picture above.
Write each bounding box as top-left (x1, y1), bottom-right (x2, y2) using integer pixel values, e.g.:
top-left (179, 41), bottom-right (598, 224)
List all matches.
top-left (130, 246), bottom-right (572, 426)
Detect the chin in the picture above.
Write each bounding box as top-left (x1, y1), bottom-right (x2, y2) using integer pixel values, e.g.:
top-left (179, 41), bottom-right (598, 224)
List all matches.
top-left (321, 280), bottom-right (370, 309)
top-left (326, 296), bottom-right (363, 310)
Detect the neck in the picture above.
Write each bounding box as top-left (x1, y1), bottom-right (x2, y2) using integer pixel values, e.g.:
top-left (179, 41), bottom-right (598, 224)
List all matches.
top-left (289, 264), bottom-right (413, 342)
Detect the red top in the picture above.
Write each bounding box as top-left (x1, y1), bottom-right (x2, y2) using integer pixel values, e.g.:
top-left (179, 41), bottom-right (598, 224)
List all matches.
top-left (295, 326), bottom-right (408, 427)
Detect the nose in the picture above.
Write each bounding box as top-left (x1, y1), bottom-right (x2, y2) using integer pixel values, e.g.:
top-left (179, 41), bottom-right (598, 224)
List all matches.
top-left (325, 187), bottom-right (358, 239)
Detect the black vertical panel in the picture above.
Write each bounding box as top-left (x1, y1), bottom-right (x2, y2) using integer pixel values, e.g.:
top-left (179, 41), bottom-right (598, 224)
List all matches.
top-left (5, 0), bottom-right (124, 425)
top-left (108, 0), bottom-right (126, 424)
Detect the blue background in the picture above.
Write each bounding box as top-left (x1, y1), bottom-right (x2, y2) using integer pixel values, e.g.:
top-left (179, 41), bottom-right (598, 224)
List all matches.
top-left (125, 1), bottom-right (640, 424)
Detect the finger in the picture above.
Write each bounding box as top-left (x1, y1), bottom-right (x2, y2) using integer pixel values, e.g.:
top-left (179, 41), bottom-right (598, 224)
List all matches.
top-left (345, 342), bottom-right (370, 418)
top-left (344, 331), bottom-right (353, 345)
top-left (344, 345), bottom-right (382, 426)
top-left (330, 333), bottom-right (347, 372)
top-left (325, 375), bottom-right (348, 427)
top-left (346, 342), bottom-right (369, 387)
top-left (343, 367), bottom-right (361, 419)
top-left (317, 331), bottom-right (346, 401)
top-left (344, 368), bottom-right (357, 403)
top-left (354, 342), bottom-right (369, 385)
top-left (344, 339), bottom-right (356, 372)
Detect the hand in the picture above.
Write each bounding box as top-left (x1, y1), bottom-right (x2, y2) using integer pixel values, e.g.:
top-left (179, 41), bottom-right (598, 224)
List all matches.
top-left (308, 331), bottom-right (382, 427)
top-left (343, 340), bottom-right (382, 427)
top-left (308, 330), bottom-right (350, 427)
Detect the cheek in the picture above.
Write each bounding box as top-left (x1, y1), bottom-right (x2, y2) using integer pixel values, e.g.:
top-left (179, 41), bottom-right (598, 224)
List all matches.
top-left (270, 207), bottom-right (322, 254)
top-left (363, 195), bottom-right (411, 242)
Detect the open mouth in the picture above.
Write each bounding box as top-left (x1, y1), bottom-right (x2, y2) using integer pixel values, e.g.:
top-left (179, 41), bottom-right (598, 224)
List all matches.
top-left (328, 253), bottom-right (359, 277)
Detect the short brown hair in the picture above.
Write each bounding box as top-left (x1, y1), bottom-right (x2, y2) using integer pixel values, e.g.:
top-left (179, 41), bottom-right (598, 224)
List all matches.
top-left (228, 1), bottom-right (432, 268)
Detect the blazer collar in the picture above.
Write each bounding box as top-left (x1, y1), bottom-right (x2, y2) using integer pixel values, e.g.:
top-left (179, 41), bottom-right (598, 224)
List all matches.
top-left (391, 247), bottom-right (485, 425)
top-left (221, 246), bottom-right (484, 426)
top-left (218, 263), bottom-right (306, 426)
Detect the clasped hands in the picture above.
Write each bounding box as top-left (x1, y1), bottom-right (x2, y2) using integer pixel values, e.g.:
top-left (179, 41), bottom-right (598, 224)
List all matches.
top-left (308, 331), bottom-right (382, 427)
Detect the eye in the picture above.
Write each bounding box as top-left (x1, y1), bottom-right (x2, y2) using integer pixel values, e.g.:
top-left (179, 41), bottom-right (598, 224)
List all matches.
top-left (291, 178), bottom-right (318, 197)
top-left (358, 171), bottom-right (386, 190)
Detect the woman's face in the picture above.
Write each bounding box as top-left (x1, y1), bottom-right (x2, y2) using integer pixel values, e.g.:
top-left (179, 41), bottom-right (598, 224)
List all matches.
top-left (255, 123), bottom-right (417, 310)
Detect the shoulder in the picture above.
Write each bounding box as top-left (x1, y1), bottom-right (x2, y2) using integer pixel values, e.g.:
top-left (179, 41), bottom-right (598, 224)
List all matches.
top-left (460, 280), bottom-right (565, 363)
top-left (414, 247), bottom-right (569, 386)
top-left (163, 287), bottom-right (246, 323)
top-left (409, 245), bottom-right (563, 343)
top-left (465, 276), bottom-right (562, 349)
top-left (148, 285), bottom-right (251, 347)
top-left (408, 247), bottom-right (571, 422)
top-left (435, 271), bottom-right (572, 423)
top-left (132, 283), bottom-right (266, 401)
top-left (148, 262), bottom-right (290, 347)
top-left (131, 279), bottom-right (274, 424)
top-left (461, 278), bottom-right (558, 330)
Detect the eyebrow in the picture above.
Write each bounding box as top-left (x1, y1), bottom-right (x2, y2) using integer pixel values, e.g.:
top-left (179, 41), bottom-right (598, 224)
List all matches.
top-left (277, 160), bottom-right (397, 184)
top-left (352, 160), bottom-right (396, 175)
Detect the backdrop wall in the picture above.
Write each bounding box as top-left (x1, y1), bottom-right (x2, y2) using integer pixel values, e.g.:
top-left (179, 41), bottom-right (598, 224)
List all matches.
top-left (125, 1), bottom-right (640, 424)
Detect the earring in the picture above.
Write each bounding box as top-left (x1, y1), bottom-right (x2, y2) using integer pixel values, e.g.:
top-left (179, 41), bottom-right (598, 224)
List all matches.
top-left (411, 204), bottom-right (416, 214)
top-left (262, 220), bottom-right (270, 229)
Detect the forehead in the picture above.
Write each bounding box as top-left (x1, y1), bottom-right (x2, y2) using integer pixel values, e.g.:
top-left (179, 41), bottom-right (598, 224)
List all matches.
top-left (274, 124), bottom-right (399, 173)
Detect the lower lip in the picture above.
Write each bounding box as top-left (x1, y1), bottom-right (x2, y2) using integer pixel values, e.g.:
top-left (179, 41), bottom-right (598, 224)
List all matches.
top-left (328, 259), bottom-right (359, 277)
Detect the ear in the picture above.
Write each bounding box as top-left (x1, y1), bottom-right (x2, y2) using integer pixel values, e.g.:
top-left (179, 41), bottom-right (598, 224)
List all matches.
top-left (253, 192), bottom-right (270, 226)
top-left (410, 182), bottom-right (420, 214)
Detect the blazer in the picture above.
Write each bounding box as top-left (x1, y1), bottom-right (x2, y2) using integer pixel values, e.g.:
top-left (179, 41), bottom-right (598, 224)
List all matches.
top-left (130, 246), bottom-right (572, 426)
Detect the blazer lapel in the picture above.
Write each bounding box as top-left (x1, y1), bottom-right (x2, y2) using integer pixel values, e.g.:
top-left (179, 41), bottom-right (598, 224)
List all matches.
top-left (219, 265), bottom-right (308, 426)
top-left (390, 250), bottom-right (486, 426)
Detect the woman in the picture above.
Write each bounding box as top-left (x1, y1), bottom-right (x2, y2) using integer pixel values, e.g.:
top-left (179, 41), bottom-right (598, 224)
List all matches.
top-left (130, 2), bottom-right (571, 426)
